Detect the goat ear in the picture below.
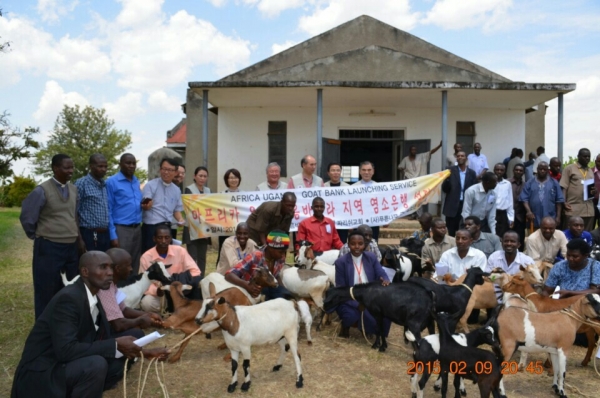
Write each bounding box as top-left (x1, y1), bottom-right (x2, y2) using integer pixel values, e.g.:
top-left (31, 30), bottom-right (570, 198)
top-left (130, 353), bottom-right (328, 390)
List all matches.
top-left (519, 264), bottom-right (526, 271)
top-left (181, 284), bottom-right (192, 291)
top-left (164, 263), bottom-right (173, 269)
top-left (217, 296), bottom-right (226, 305)
top-left (209, 282), bottom-right (216, 298)
top-left (161, 285), bottom-right (171, 291)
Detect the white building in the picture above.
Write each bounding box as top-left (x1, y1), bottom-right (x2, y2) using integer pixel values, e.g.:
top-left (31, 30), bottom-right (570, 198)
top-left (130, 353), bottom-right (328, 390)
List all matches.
top-left (183, 15), bottom-right (574, 194)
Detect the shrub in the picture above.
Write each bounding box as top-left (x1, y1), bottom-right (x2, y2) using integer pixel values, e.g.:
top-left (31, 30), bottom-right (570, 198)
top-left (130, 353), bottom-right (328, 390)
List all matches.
top-left (4, 176), bottom-right (36, 207)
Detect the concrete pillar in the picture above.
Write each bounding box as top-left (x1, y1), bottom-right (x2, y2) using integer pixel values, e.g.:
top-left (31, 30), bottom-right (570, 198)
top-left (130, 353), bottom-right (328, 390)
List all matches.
top-left (202, 90), bottom-right (209, 168)
top-left (441, 90), bottom-right (448, 167)
top-left (557, 93), bottom-right (564, 162)
top-left (317, 88), bottom-right (323, 174)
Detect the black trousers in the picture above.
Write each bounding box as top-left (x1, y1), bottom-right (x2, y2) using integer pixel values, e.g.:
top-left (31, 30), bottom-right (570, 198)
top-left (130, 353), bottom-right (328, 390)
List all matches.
top-left (79, 227), bottom-right (110, 252)
top-left (65, 354), bottom-right (125, 398)
top-left (32, 237), bottom-right (79, 319)
top-left (446, 201), bottom-right (464, 237)
top-left (495, 209), bottom-right (510, 239)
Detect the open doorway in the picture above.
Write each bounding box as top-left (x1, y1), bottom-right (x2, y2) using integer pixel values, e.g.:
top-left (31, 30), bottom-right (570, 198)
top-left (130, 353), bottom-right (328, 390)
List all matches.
top-left (338, 129), bottom-right (404, 183)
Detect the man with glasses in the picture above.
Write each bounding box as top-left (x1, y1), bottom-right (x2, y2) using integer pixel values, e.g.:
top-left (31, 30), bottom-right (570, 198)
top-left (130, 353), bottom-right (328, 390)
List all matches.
top-left (141, 158), bottom-right (185, 252)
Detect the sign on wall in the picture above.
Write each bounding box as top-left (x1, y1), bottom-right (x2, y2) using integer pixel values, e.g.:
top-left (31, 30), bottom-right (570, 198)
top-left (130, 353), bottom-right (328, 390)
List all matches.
top-left (182, 170), bottom-right (450, 240)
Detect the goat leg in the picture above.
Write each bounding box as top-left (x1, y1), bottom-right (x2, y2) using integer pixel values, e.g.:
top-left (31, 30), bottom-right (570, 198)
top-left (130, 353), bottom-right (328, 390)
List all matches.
top-left (581, 327), bottom-right (597, 366)
top-left (168, 333), bottom-right (191, 363)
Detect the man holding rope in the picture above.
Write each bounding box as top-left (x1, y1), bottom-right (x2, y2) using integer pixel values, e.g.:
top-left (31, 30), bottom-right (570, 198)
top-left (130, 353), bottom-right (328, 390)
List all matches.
top-left (11, 251), bottom-right (170, 398)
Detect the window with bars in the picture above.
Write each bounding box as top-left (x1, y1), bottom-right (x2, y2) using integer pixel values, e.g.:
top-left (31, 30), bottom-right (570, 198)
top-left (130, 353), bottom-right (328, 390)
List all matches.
top-left (456, 122), bottom-right (476, 155)
top-left (268, 121), bottom-right (287, 177)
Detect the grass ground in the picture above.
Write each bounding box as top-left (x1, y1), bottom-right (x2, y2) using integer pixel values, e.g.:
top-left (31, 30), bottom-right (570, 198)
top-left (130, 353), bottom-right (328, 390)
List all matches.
top-left (2, 208), bottom-right (600, 397)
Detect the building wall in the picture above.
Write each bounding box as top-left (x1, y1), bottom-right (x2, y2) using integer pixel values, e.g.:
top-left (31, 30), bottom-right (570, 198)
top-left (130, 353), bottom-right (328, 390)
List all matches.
top-left (525, 103), bottom-right (546, 156)
top-left (214, 106), bottom-right (525, 192)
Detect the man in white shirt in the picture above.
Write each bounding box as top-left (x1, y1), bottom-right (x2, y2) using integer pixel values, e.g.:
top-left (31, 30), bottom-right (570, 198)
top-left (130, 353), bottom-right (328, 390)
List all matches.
top-left (532, 146), bottom-right (550, 173)
top-left (353, 161), bottom-right (376, 186)
top-left (485, 231), bottom-right (535, 302)
top-left (287, 155), bottom-right (324, 188)
top-left (526, 216), bottom-right (568, 264)
top-left (437, 229), bottom-right (487, 280)
top-left (467, 142), bottom-right (489, 181)
top-left (256, 162), bottom-right (287, 190)
top-left (462, 172), bottom-right (498, 234)
top-left (398, 141), bottom-right (442, 179)
top-left (492, 163), bottom-right (514, 239)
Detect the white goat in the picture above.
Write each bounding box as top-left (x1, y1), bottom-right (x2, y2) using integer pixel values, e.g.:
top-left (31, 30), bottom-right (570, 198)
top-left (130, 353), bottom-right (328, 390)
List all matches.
top-left (61, 261), bottom-right (172, 309)
top-left (295, 240), bottom-right (339, 265)
top-left (197, 297), bottom-right (304, 393)
top-left (296, 245), bottom-right (336, 286)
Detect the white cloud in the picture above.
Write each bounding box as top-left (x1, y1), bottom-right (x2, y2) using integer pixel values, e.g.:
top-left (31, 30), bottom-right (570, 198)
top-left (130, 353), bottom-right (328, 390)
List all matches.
top-left (147, 91), bottom-right (182, 112)
top-left (243, 0), bottom-right (305, 18)
top-left (271, 40), bottom-right (298, 55)
top-left (421, 0), bottom-right (513, 32)
top-left (298, 0), bottom-right (421, 36)
top-left (206, 0), bottom-right (228, 6)
top-left (0, 15), bottom-right (111, 85)
top-left (109, 9), bottom-right (251, 91)
top-left (33, 80), bottom-right (89, 127)
top-left (36, 0), bottom-right (79, 23)
top-left (102, 92), bottom-right (145, 123)
top-left (116, 0), bottom-right (164, 28)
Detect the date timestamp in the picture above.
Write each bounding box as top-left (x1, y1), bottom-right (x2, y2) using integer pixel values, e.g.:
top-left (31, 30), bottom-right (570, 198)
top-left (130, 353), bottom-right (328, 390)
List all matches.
top-left (406, 361), bottom-right (544, 375)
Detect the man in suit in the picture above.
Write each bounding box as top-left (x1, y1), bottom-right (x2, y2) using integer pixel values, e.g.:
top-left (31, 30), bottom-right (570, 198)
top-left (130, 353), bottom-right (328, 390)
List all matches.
top-left (334, 231), bottom-right (390, 338)
top-left (12, 251), bottom-right (170, 398)
top-left (442, 151), bottom-right (477, 236)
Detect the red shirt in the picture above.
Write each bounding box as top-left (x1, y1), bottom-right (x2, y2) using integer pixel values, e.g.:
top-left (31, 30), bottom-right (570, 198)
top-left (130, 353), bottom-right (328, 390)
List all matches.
top-left (549, 170), bottom-right (561, 182)
top-left (296, 216), bottom-right (343, 252)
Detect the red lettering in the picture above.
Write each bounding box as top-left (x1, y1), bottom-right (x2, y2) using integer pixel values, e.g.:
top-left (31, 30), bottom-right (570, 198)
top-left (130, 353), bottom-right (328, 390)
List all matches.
top-left (369, 197), bottom-right (379, 214)
top-left (326, 202), bottom-right (336, 217)
top-left (204, 208), bottom-right (215, 222)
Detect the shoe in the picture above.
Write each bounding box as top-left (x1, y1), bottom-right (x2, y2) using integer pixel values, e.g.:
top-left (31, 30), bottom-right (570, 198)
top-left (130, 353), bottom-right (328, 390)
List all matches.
top-left (338, 326), bottom-right (350, 338)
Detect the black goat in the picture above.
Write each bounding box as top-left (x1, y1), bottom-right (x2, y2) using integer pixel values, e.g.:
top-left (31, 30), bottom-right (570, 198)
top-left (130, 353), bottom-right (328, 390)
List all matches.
top-left (324, 282), bottom-right (433, 352)
top-left (409, 319), bottom-right (501, 398)
top-left (380, 246), bottom-right (413, 282)
top-left (407, 267), bottom-right (487, 332)
top-left (428, 311), bottom-right (502, 398)
top-left (400, 237), bottom-right (425, 276)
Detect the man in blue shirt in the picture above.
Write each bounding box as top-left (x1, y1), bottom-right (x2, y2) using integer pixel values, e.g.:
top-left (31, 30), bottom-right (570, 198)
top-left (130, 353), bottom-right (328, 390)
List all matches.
top-left (106, 153), bottom-right (143, 274)
top-left (75, 154), bottom-right (113, 252)
top-left (520, 161), bottom-right (564, 228)
top-left (563, 216), bottom-right (593, 246)
top-left (141, 158), bottom-right (185, 253)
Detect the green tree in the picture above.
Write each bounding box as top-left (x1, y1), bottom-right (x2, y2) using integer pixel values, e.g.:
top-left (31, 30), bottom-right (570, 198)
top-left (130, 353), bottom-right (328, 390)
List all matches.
top-left (3, 175), bottom-right (37, 207)
top-left (0, 112), bottom-right (40, 180)
top-left (33, 105), bottom-right (133, 181)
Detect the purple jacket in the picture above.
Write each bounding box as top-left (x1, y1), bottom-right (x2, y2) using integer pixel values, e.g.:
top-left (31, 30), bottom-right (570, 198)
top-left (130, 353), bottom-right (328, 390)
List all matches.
top-left (334, 251), bottom-right (389, 288)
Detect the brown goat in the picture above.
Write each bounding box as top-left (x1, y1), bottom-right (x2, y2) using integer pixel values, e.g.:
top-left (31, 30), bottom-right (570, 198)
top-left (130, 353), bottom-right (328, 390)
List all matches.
top-left (503, 276), bottom-right (600, 367)
top-left (443, 264), bottom-right (543, 333)
top-left (498, 294), bottom-right (600, 398)
top-left (162, 282), bottom-right (253, 363)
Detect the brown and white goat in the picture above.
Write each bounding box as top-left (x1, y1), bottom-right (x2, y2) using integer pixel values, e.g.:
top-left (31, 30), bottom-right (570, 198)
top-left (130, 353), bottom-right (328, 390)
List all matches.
top-left (444, 264), bottom-right (543, 333)
top-left (498, 294), bottom-right (600, 398)
top-left (197, 297), bottom-right (304, 393)
top-left (162, 282), bottom-right (253, 363)
top-left (502, 276), bottom-right (600, 367)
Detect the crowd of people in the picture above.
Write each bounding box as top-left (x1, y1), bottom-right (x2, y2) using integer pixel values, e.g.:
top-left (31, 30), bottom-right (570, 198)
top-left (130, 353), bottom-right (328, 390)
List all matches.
top-left (11, 142), bottom-right (600, 396)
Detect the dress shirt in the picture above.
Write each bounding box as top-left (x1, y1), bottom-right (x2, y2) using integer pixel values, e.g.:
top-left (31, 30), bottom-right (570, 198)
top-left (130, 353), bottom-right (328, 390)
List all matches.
top-left (494, 179), bottom-right (514, 222)
top-left (459, 168), bottom-right (466, 200)
top-left (97, 282), bottom-right (126, 322)
top-left (142, 178), bottom-right (183, 224)
top-left (216, 236), bottom-right (258, 274)
top-left (462, 183), bottom-right (497, 234)
top-left (106, 171), bottom-right (143, 240)
top-left (467, 153), bottom-right (489, 176)
top-left (140, 245), bottom-right (200, 296)
top-left (399, 152), bottom-right (431, 179)
top-left (19, 180), bottom-right (77, 239)
top-left (471, 232), bottom-right (502, 258)
top-left (256, 180), bottom-right (287, 190)
top-left (525, 229), bottom-right (568, 263)
top-left (563, 230), bottom-right (593, 246)
top-left (549, 170), bottom-right (561, 182)
top-left (353, 180), bottom-right (376, 186)
top-left (560, 163), bottom-right (595, 218)
top-left (438, 247), bottom-right (487, 278)
top-left (519, 176), bottom-right (564, 228)
top-left (421, 235), bottom-right (456, 265)
top-left (84, 283), bottom-right (100, 331)
top-left (485, 250), bottom-right (535, 302)
top-left (296, 216), bottom-right (343, 252)
top-left (351, 254), bottom-right (368, 284)
top-left (287, 174), bottom-right (324, 188)
top-left (339, 240), bottom-right (382, 261)
top-left (226, 248), bottom-right (285, 280)
top-left (75, 174), bottom-right (111, 229)
top-left (509, 178), bottom-right (526, 222)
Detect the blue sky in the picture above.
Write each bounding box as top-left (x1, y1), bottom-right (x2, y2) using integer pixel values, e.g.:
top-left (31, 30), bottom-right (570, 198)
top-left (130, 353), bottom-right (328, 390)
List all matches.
top-left (1, 0), bottom-right (599, 178)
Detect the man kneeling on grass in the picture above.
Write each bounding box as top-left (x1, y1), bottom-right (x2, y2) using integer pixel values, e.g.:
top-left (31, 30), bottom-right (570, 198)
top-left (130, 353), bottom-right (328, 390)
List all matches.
top-left (225, 230), bottom-right (292, 300)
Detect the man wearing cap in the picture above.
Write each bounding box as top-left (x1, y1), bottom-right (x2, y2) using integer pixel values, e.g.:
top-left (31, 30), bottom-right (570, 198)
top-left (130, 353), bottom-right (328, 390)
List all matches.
top-left (225, 230), bottom-right (292, 300)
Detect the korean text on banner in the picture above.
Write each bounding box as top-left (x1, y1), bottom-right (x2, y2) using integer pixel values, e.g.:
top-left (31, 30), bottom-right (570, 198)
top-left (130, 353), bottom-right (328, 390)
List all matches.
top-left (182, 170), bottom-right (450, 240)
